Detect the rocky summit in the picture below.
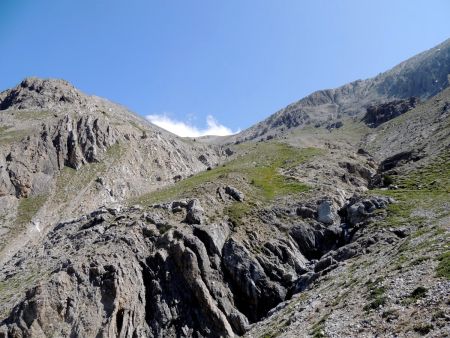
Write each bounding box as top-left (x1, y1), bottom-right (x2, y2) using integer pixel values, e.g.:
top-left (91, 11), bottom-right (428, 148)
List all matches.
top-left (0, 40), bottom-right (449, 338)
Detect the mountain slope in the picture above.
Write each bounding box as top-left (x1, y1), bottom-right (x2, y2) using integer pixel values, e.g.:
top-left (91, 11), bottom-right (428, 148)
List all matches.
top-left (0, 39), bottom-right (449, 338)
top-left (233, 38), bottom-right (450, 142)
top-left (0, 78), bottom-right (226, 261)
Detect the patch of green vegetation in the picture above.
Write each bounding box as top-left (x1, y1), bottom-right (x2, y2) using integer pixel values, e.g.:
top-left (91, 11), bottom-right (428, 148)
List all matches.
top-left (258, 309), bottom-right (294, 338)
top-left (381, 309), bottom-right (399, 321)
top-left (245, 144), bottom-right (316, 199)
top-left (383, 174), bottom-right (394, 186)
top-left (330, 293), bottom-right (346, 307)
top-left (105, 142), bottom-right (124, 160)
top-left (0, 194), bottom-right (48, 252)
top-left (259, 333), bottom-right (277, 338)
top-left (16, 194), bottom-right (47, 227)
top-left (396, 152), bottom-right (450, 192)
top-left (12, 110), bottom-right (53, 120)
top-left (54, 165), bottom-right (98, 203)
top-left (158, 223), bottom-right (172, 235)
top-left (373, 151), bottom-right (450, 231)
top-left (413, 323), bottom-right (434, 335)
top-left (409, 256), bottom-right (431, 266)
top-left (370, 286), bottom-right (386, 299)
top-left (395, 253), bottom-right (408, 265)
top-left (436, 251), bottom-right (450, 280)
top-left (409, 286), bottom-right (427, 300)
top-left (364, 296), bottom-right (386, 311)
top-left (225, 202), bottom-right (251, 226)
top-left (131, 142), bottom-right (322, 209)
top-left (364, 279), bottom-right (387, 311)
top-left (432, 309), bottom-right (446, 321)
top-left (310, 314), bottom-right (329, 338)
top-left (393, 236), bottom-right (442, 270)
top-left (411, 226), bottom-right (432, 238)
top-left (0, 267), bottom-right (49, 319)
top-left (0, 128), bottom-right (29, 145)
top-left (374, 189), bottom-right (449, 229)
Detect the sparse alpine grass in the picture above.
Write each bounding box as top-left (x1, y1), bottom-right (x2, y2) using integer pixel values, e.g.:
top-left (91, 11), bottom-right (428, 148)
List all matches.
top-left (130, 142), bottom-right (322, 206)
top-left (436, 251), bottom-right (450, 280)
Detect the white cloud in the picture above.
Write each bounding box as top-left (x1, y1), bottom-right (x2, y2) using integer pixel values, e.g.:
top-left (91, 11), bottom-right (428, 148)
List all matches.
top-left (146, 113), bottom-right (238, 137)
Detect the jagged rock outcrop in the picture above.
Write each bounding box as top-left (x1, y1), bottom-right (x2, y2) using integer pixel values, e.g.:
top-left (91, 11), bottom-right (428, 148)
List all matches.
top-left (52, 114), bottom-right (118, 169)
top-left (362, 97), bottom-right (418, 127)
top-left (222, 239), bottom-right (286, 323)
top-left (2, 114), bottom-right (118, 199)
top-left (343, 196), bottom-right (393, 227)
top-left (0, 189), bottom-right (395, 338)
top-left (289, 221), bottom-right (342, 260)
top-left (379, 150), bottom-right (423, 172)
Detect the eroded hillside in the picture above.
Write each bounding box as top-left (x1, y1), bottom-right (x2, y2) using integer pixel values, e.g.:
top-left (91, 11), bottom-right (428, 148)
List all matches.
top-left (0, 78), bottom-right (227, 262)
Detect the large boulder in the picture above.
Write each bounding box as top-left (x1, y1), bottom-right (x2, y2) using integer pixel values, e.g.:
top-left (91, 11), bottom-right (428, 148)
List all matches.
top-left (317, 200), bottom-right (338, 225)
top-left (193, 222), bottom-right (230, 256)
top-left (185, 199), bottom-right (204, 225)
top-left (256, 240), bottom-right (309, 286)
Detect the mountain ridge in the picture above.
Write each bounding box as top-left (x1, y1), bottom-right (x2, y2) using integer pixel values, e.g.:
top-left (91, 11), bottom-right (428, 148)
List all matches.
top-left (232, 38), bottom-right (450, 142)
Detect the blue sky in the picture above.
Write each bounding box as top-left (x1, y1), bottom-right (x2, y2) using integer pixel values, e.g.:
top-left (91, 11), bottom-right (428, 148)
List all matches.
top-left (0, 1), bottom-right (449, 136)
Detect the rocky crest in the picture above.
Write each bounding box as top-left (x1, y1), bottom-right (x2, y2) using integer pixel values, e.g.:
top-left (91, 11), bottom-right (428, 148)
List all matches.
top-left (0, 78), bottom-right (88, 111)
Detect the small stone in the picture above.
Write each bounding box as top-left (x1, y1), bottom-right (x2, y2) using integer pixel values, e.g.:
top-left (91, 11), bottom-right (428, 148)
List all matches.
top-left (225, 186), bottom-right (245, 202)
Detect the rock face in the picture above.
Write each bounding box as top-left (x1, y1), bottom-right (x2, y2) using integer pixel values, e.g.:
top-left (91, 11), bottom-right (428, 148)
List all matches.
top-left (193, 222), bottom-right (230, 255)
top-left (378, 150), bottom-right (422, 172)
top-left (2, 114), bottom-right (118, 198)
top-left (289, 221), bottom-right (342, 260)
top-left (0, 206), bottom-right (239, 338)
top-left (0, 190), bottom-right (395, 337)
top-left (362, 97), bottom-right (418, 128)
top-left (0, 77), bottom-right (225, 258)
top-left (222, 239), bottom-right (286, 323)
